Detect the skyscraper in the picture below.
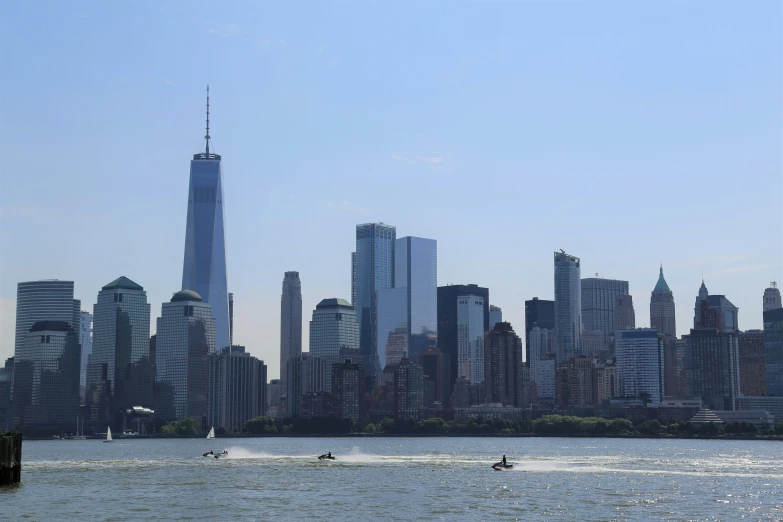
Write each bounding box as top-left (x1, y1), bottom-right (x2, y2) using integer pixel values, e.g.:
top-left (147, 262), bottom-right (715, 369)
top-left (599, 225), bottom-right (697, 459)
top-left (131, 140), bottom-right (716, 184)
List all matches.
top-left (650, 266), bottom-right (676, 338)
top-left (484, 322), bottom-right (524, 407)
top-left (418, 346), bottom-right (450, 407)
top-left (309, 298), bottom-right (359, 389)
top-left (615, 329), bottom-right (664, 404)
top-left (280, 271), bottom-right (303, 381)
top-left (79, 311), bottom-right (93, 403)
top-left (763, 308), bottom-right (783, 396)
top-left (683, 328), bottom-right (739, 410)
top-left (394, 236), bottom-right (438, 364)
top-left (524, 297), bottom-right (555, 365)
top-left (693, 280), bottom-right (709, 329)
top-left (86, 277), bottom-right (151, 427)
top-left (181, 88), bottom-right (230, 352)
top-left (489, 305), bottom-right (503, 330)
top-left (286, 353), bottom-right (327, 418)
top-left (738, 330), bottom-right (766, 397)
top-left (355, 222), bottom-right (396, 388)
top-left (698, 295), bottom-right (739, 333)
top-left (614, 295), bottom-right (636, 331)
top-left (229, 292), bottom-right (234, 346)
top-left (15, 280), bottom-right (79, 356)
top-left (394, 358), bottom-right (424, 420)
top-left (554, 251), bottom-right (582, 361)
top-left (377, 287), bottom-right (407, 368)
top-left (581, 277), bottom-right (629, 343)
top-left (458, 295), bottom-right (485, 383)
top-left (764, 282), bottom-right (781, 312)
top-left (208, 346), bottom-right (266, 433)
top-left (332, 358), bottom-right (363, 421)
top-left (437, 284), bottom-right (489, 391)
top-left (155, 289), bottom-right (215, 422)
top-left (351, 252), bottom-right (356, 309)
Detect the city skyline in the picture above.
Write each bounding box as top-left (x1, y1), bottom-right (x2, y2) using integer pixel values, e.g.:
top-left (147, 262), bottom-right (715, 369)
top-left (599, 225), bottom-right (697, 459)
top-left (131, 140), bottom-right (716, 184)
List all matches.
top-left (1, 2), bottom-right (782, 382)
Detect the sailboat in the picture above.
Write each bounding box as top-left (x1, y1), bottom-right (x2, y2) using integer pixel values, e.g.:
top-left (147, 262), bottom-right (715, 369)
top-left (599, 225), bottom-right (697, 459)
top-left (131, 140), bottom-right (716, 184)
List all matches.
top-left (206, 426), bottom-right (216, 440)
top-left (72, 417), bottom-right (87, 440)
top-left (103, 426), bottom-right (114, 443)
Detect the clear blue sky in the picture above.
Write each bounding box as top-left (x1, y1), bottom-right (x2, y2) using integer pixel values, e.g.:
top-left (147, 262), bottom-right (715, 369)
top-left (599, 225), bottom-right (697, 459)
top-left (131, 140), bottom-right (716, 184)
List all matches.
top-left (1, 1), bottom-right (781, 380)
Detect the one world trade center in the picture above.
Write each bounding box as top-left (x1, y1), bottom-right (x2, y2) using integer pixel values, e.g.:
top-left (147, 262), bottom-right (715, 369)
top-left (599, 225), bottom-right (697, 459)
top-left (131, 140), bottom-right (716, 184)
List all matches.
top-left (181, 87), bottom-right (230, 351)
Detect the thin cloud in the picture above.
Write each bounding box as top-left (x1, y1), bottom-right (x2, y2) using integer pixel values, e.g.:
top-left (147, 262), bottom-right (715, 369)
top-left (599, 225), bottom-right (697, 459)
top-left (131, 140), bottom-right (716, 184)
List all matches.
top-left (392, 153), bottom-right (450, 171)
top-left (207, 24), bottom-right (242, 38)
top-left (163, 78), bottom-right (177, 87)
top-left (323, 201), bottom-right (370, 215)
top-left (417, 156), bottom-right (445, 165)
top-left (705, 264), bottom-right (777, 278)
top-left (391, 154), bottom-right (415, 164)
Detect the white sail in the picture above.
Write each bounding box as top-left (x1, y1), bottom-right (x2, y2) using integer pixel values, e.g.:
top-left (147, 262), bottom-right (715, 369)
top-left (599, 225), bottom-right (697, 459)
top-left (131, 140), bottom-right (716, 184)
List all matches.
top-left (207, 427), bottom-right (215, 440)
top-left (106, 426), bottom-right (113, 442)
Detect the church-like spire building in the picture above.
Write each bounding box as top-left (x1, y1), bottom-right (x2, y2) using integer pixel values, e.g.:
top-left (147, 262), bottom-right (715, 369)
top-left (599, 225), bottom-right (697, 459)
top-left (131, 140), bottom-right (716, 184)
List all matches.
top-left (694, 279), bottom-right (709, 329)
top-left (650, 265), bottom-right (676, 338)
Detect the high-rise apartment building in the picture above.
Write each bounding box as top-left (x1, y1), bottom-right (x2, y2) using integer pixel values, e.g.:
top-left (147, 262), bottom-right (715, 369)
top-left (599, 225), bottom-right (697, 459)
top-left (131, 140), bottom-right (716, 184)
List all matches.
top-left (484, 322), bottom-right (524, 407)
top-left (355, 223), bottom-right (396, 388)
top-left (332, 358), bottom-right (363, 421)
top-left (351, 252), bottom-right (356, 308)
top-left (309, 298), bottom-right (359, 389)
top-left (394, 358), bottom-right (424, 420)
top-left (13, 321), bottom-right (81, 432)
top-left (437, 284), bottom-right (489, 391)
top-left (615, 329), bottom-right (664, 404)
top-left (181, 89), bottom-right (230, 352)
top-left (489, 305), bottom-right (502, 330)
top-left (764, 282), bottom-right (781, 312)
top-left (738, 330), bottom-right (766, 397)
top-left (614, 295), bottom-right (636, 331)
top-left (457, 294), bottom-right (485, 383)
top-left (554, 251), bottom-right (582, 361)
top-left (581, 277), bottom-right (629, 344)
top-left (764, 308), bottom-right (783, 396)
top-left (15, 280), bottom-right (79, 356)
top-left (208, 346), bottom-right (266, 433)
top-left (280, 271), bottom-right (303, 380)
top-left (528, 325), bottom-right (553, 377)
top-left (286, 353), bottom-right (328, 418)
top-left (555, 357), bottom-right (596, 408)
top-left (86, 277), bottom-right (151, 427)
top-left (683, 328), bottom-right (739, 410)
top-left (419, 346), bottom-right (450, 407)
top-left (79, 311), bottom-right (92, 403)
top-left (525, 298), bottom-right (555, 365)
top-left (650, 266), bottom-right (676, 338)
top-left (582, 329), bottom-right (605, 359)
top-left (698, 295), bottom-right (739, 333)
top-left (155, 290), bottom-right (215, 422)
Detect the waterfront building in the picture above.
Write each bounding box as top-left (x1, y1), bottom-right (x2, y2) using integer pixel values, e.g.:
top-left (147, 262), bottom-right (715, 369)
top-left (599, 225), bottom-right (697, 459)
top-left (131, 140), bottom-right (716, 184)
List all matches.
top-left (764, 282), bottom-right (781, 312)
top-left (0, 359), bottom-right (11, 431)
top-left (15, 280), bottom-right (80, 356)
top-left (614, 295), bottom-right (636, 331)
top-left (87, 277), bottom-right (151, 427)
top-left (332, 358), bottom-right (363, 421)
top-left (554, 251), bottom-right (582, 361)
top-left (738, 330), bottom-right (766, 397)
top-left (12, 321), bottom-right (80, 432)
top-left (309, 298), bottom-right (359, 389)
top-left (280, 271), bottom-right (302, 382)
top-left (181, 89), bottom-right (230, 351)
top-left (437, 284), bottom-right (489, 391)
top-left (615, 329), bottom-right (664, 404)
top-left (555, 357), bottom-right (596, 408)
top-left (650, 266), bottom-right (676, 338)
top-left (418, 346), bottom-right (450, 407)
top-left (764, 308), bottom-right (783, 396)
top-left (524, 298), bottom-right (555, 366)
top-left (355, 223), bottom-right (396, 388)
top-left (489, 305), bottom-right (503, 330)
top-left (683, 328), bottom-right (739, 410)
top-left (581, 277), bottom-right (629, 344)
top-left (79, 311), bottom-right (93, 403)
top-left (155, 290), bottom-right (215, 422)
top-left (286, 354), bottom-right (327, 418)
top-left (208, 346), bottom-right (266, 433)
top-left (457, 294), bottom-right (485, 383)
top-left (484, 322), bottom-right (524, 407)
top-left (394, 358), bottom-right (424, 420)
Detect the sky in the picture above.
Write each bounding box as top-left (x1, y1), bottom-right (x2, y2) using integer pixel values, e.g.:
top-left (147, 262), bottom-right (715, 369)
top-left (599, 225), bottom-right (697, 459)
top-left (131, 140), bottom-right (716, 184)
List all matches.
top-left (0, 1), bottom-right (781, 381)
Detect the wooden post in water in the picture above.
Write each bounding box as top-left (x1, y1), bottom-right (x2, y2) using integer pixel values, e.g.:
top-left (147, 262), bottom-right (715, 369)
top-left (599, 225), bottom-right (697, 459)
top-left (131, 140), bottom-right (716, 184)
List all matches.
top-left (0, 432), bottom-right (22, 486)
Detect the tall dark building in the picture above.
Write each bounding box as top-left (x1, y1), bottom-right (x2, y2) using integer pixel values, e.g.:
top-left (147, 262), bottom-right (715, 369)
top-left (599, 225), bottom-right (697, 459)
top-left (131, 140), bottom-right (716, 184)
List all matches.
top-left (764, 308), bottom-right (783, 396)
top-left (418, 346), bottom-right (450, 407)
top-left (394, 358), bottom-right (423, 420)
top-left (207, 346), bottom-right (267, 433)
top-left (331, 358), bottom-right (364, 421)
top-left (437, 284), bottom-right (489, 392)
top-left (524, 298), bottom-right (554, 365)
top-left (683, 328), bottom-right (739, 410)
top-left (738, 330), bottom-right (766, 397)
top-left (484, 322), bottom-right (524, 407)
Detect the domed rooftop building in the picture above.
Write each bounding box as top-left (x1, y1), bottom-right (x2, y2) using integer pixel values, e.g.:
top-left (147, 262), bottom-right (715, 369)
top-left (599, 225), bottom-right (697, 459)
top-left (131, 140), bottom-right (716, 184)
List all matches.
top-left (171, 289), bottom-right (202, 302)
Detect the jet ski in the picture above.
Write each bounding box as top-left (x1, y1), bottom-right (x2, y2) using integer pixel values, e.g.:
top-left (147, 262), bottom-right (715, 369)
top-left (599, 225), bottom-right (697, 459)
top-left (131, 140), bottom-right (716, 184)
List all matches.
top-left (213, 450), bottom-right (228, 459)
top-left (492, 462), bottom-right (513, 471)
top-left (202, 450), bottom-right (214, 457)
top-left (318, 453), bottom-right (335, 461)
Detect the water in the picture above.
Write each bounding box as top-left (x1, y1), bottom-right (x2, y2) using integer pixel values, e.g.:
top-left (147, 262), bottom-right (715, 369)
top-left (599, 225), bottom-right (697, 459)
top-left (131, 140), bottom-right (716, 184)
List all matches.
top-left (2, 437), bottom-right (782, 520)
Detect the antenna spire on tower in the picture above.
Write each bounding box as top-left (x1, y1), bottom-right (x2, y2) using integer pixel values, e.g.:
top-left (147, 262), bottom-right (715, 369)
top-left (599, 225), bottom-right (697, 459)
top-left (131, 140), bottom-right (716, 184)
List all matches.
top-left (205, 85), bottom-right (211, 154)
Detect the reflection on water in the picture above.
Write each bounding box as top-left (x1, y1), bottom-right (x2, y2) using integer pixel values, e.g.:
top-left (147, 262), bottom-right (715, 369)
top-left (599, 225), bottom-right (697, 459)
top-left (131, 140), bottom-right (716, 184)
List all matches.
top-left (4, 437), bottom-right (783, 520)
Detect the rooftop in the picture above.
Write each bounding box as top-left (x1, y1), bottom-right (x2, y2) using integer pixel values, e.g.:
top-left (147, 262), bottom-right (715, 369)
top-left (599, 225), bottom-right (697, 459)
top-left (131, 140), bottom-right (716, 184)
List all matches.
top-left (316, 298), bottom-right (353, 310)
top-left (102, 276), bottom-right (143, 291)
top-left (652, 265), bottom-right (672, 294)
top-left (171, 289), bottom-right (202, 302)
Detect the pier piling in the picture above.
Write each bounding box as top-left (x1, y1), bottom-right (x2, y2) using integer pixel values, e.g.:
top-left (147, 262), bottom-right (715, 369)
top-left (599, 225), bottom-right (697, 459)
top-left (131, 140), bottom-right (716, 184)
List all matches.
top-left (0, 432), bottom-right (22, 486)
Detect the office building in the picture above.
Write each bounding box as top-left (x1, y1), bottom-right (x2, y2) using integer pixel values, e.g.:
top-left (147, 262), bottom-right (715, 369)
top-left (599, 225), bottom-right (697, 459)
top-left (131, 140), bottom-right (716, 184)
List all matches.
top-left (525, 298), bottom-right (555, 365)
top-left (377, 287), bottom-right (408, 368)
top-left (437, 284), bottom-right (489, 391)
top-left (155, 289), bottom-right (215, 422)
top-left (79, 311), bottom-right (92, 403)
top-left (394, 358), bottom-right (424, 420)
top-left (286, 354), bottom-right (328, 418)
top-left (582, 329), bottom-right (605, 359)
top-left (280, 271), bottom-right (302, 382)
top-left (764, 282), bottom-right (781, 312)
top-left (581, 277), bottom-right (629, 343)
top-left (614, 295), bottom-right (636, 331)
top-left (697, 295), bottom-right (739, 334)
top-left (418, 346), bottom-right (450, 407)
top-left (533, 355), bottom-right (556, 401)
top-left (208, 346), bottom-right (267, 433)
top-left (484, 322), bottom-right (524, 407)
top-left (764, 308), bottom-right (783, 396)
top-left (738, 330), bottom-right (766, 397)
top-left (332, 358), bottom-right (363, 421)
top-left (693, 280), bottom-right (710, 329)
top-left (15, 280), bottom-right (79, 356)
top-left (555, 357), bottom-right (596, 408)
top-left (351, 252), bottom-right (356, 308)
top-left (12, 321), bottom-right (80, 432)
top-left (86, 277), bottom-right (151, 427)
top-left (457, 294), bottom-right (485, 383)
top-left (355, 223), bottom-right (396, 388)
top-left (0, 360), bottom-right (11, 431)
top-left (528, 325), bottom-right (553, 376)
top-left (229, 292), bottom-right (234, 346)
top-left (595, 361), bottom-right (616, 403)
top-left (683, 328), bottom-right (739, 410)
top-left (554, 251), bottom-right (582, 361)
top-left (615, 329), bottom-right (664, 404)
top-left (309, 298), bottom-right (359, 389)
top-left (489, 305), bottom-right (502, 330)
top-left (650, 266), bottom-right (676, 338)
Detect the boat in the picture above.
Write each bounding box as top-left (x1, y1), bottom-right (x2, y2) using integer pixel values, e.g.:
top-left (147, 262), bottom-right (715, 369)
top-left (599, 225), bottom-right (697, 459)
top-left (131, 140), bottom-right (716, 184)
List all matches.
top-left (492, 463), bottom-right (513, 471)
top-left (206, 426), bottom-right (216, 440)
top-left (213, 450), bottom-right (228, 459)
top-left (202, 450), bottom-right (215, 457)
top-left (103, 426), bottom-right (114, 443)
top-left (318, 453), bottom-right (335, 461)
top-left (71, 417), bottom-right (87, 440)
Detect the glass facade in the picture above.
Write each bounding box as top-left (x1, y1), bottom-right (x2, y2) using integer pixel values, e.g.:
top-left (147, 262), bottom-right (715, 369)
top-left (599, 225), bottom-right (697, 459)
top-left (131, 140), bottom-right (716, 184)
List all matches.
top-left (581, 278), bottom-right (629, 344)
top-left (377, 288), bottom-right (408, 368)
top-left (182, 157), bottom-right (230, 351)
top-left (355, 223), bottom-right (396, 387)
top-left (396, 237), bottom-right (437, 360)
top-left (87, 277), bottom-right (151, 428)
top-left (524, 298), bottom-right (555, 366)
top-left (15, 280), bottom-right (77, 355)
top-left (79, 311), bottom-right (92, 403)
top-left (554, 252), bottom-right (582, 361)
top-left (437, 284), bottom-right (489, 392)
top-left (764, 308), bottom-right (783, 396)
top-left (280, 272), bottom-right (302, 381)
top-left (457, 295), bottom-right (484, 383)
top-left (489, 305), bottom-right (502, 330)
top-left (309, 298), bottom-right (359, 389)
top-left (615, 329), bottom-right (663, 404)
top-left (684, 328), bottom-right (739, 410)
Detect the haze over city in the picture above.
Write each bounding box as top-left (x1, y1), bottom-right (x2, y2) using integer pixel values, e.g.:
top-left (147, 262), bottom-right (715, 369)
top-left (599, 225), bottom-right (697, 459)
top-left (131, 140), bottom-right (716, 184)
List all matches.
top-left (1, 1), bottom-right (781, 381)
